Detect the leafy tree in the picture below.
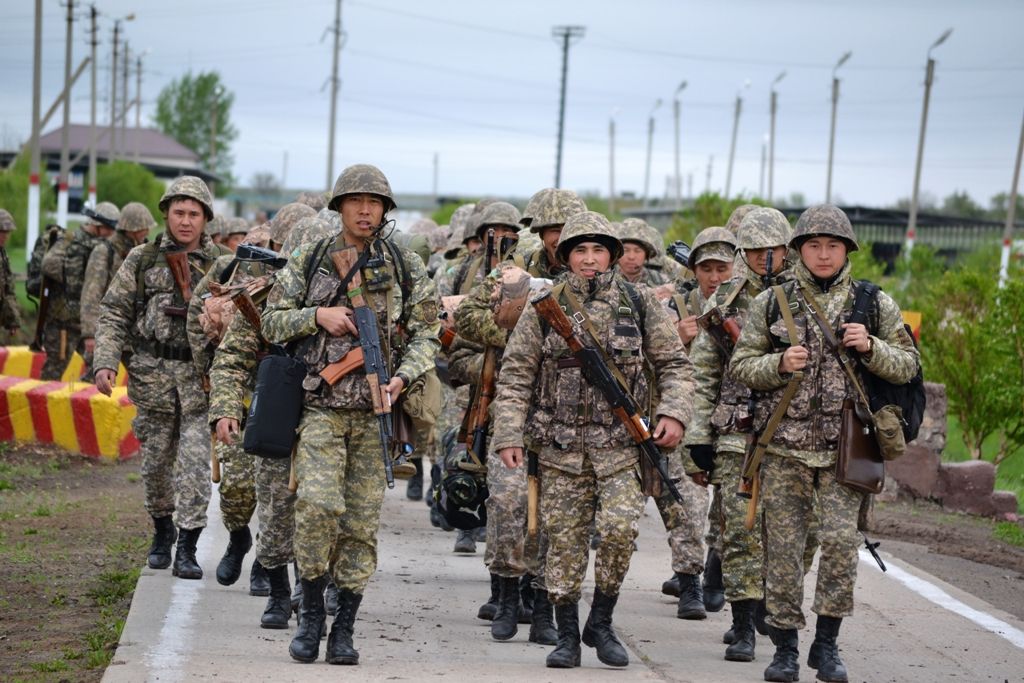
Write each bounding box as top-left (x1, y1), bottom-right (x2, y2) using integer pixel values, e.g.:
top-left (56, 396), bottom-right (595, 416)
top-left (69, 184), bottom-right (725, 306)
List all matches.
top-left (941, 190), bottom-right (985, 219)
top-left (154, 71), bottom-right (237, 187)
top-left (96, 161), bottom-right (164, 222)
top-left (249, 172), bottom-right (280, 194)
top-left (431, 201), bottom-right (466, 226)
top-left (0, 155), bottom-right (56, 248)
top-left (988, 192), bottom-right (1024, 221)
top-left (664, 192), bottom-right (767, 245)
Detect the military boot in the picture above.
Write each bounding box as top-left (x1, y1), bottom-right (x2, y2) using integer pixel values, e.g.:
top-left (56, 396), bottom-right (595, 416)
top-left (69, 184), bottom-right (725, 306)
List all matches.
top-left (545, 602), bottom-right (581, 669)
top-left (661, 572), bottom-right (681, 597)
top-left (518, 574), bottom-right (534, 623)
top-left (581, 589), bottom-right (629, 667)
top-left (326, 588), bottom-right (363, 665)
top-left (171, 528), bottom-right (203, 580)
top-left (249, 558), bottom-right (270, 596)
top-left (260, 564), bottom-right (291, 629)
top-left (147, 515), bottom-right (176, 570)
top-left (702, 548), bottom-right (726, 612)
top-left (528, 589), bottom-right (558, 645)
top-left (453, 528), bottom-right (476, 553)
top-left (325, 581), bottom-right (339, 616)
top-left (491, 576), bottom-right (521, 641)
top-left (290, 561), bottom-right (302, 614)
top-left (406, 457), bottom-right (424, 501)
top-left (808, 615), bottom-right (847, 682)
top-left (477, 573), bottom-right (499, 620)
top-left (764, 627), bottom-right (800, 682)
top-left (289, 575), bottom-right (329, 663)
top-left (724, 599), bottom-right (757, 662)
top-left (215, 527), bottom-right (252, 586)
top-left (755, 596), bottom-right (770, 635)
top-left (676, 573), bottom-right (707, 620)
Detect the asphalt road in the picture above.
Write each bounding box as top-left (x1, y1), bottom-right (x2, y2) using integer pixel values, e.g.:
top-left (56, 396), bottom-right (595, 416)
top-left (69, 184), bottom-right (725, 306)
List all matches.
top-left (103, 487), bottom-right (1024, 683)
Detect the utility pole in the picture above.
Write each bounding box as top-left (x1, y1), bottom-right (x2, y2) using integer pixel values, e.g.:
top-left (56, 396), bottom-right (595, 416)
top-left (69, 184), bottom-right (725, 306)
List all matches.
top-left (608, 112), bottom-right (616, 216)
top-left (109, 20), bottom-right (120, 161)
top-left (325, 0), bottom-right (342, 190)
top-left (725, 81), bottom-right (749, 199)
top-left (88, 4), bottom-right (98, 205)
top-left (906, 28), bottom-right (953, 258)
top-left (673, 80), bottom-right (687, 209)
top-left (759, 134), bottom-right (767, 198)
top-left (552, 25), bottom-right (585, 188)
top-left (120, 42), bottom-right (129, 158)
top-left (643, 98), bottom-right (662, 207)
top-left (999, 108), bottom-right (1024, 289)
top-left (134, 53), bottom-right (142, 162)
top-left (826, 51), bottom-right (852, 204)
top-left (57, 0), bottom-right (76, 229)
top-left (768, 71), bottom-right (785, 204)
top-left (705, 155), bottom-right (713, 194)
top-left (27, 0), bottom-right (43, 252)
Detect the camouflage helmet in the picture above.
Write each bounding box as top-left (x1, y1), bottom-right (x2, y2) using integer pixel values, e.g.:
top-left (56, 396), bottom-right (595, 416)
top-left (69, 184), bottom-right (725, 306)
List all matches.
top-left (405, 233), bottom-right (432, 265)
top-left (466, 198), bottom-right (499, 237)
top-left (522, 188), bottom-right (588, 233)
top-left (159, 175), bottom-right (214, 220)
top-left (791, 204), bottom-right (859, 252)
top-left (242, 224), bottom-right (271, 248)
top-left (450, 203), bottom-right (477, 246)
top-left (225, 217), bottom-right (250, 237)
top-left (688, 226), bottom-right (737, 270)
top-left (117, 202), bottom-right (157, 234)
top-left (617, 217), bottom-right (658, 259)
top-left (270, 203), bottom-right (317, 246)
top-left (206, 214), bottom-right (225, 237)
top-left (282, 216), bottom-right (335, 255)
top-left (427, 226), bottom-right (449, 252)
top-left (555, 211), bottom-right (623, 264)
top-left (295, 191), bottom-right (328, 212)
top-left (736, 207), bottom-right (792, 250)
top-left (0, 209), bottom-right (16, 232)
top-left (408, 217), bottom-right (438, 235)
top-left (327, 164), bottom-right (396, 212)
top-left (86, 201), bottom-right (121, 228)
top-left (474, 201), bottom-right (521, 239)
top-left (643, 223), bottom-right (666, 258)
top-left (725, 203), bottom-right (761, 235)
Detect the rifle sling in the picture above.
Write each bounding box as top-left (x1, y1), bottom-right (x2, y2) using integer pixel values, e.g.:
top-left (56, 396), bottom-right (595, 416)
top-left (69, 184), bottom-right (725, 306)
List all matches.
top-left (799, 284), bottom-right (873, 413)
top-left (557, 283), bottom-right (632, 391)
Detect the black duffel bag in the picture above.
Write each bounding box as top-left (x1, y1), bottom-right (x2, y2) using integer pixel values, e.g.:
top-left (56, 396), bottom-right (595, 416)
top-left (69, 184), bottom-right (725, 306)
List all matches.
top-left (243, 352), bottom-right (306, 459)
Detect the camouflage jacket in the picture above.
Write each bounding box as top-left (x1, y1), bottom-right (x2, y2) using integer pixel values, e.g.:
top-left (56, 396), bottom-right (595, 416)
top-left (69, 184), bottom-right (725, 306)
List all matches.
top-left (491, 270), bottom-right (694, 477)
top-left (207, 285), bottom-right (273, 426)
top-left (523, 247), bottom-right (563, 279)
top-left (261, 235), bottom-right (441, 411)
top-left (435, 252), bottom-right (472, 298)
top-left (729, 260), bottom-right (919, 467)
top-left (40, 227), bottom-right (106, 324)
top-left (26, 226), bottom-right (64, 298)
top-left (619, 265), bottom-right (669, 287)
top-left (0, 248), bottom-right (21, 330)
top-left (80, 232), bottom-right (136, 339)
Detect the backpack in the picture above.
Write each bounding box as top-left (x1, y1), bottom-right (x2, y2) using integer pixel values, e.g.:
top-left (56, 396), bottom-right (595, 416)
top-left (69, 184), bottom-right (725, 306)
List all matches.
top-left (26, 225), bottom-right (65, 299)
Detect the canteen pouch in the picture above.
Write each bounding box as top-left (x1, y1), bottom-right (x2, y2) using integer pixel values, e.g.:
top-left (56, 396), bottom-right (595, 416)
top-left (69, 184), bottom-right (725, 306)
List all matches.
top-left (872, 403), bottom-right (907, 461)
top-left (836, 399), bottom-right (884, 494)
top-left (243, 353), bottom-right (307, 459)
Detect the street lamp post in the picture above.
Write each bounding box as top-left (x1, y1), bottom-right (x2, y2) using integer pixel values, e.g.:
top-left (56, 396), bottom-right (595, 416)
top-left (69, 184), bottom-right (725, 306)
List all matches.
top-left (767, 71), bottom-right (785, 204)
top-left (609, 108), bottom-right (618, 216)
top-left (725, 80), bottom-right (750, 199)
top-left (643, 98), bottom-right (662, 207)
top-left (673, 80), bottom-right (687, 209)
top-left (906, 28), bottom-right (953, 258)
top-left (826, 51), bottom-right (852, 204)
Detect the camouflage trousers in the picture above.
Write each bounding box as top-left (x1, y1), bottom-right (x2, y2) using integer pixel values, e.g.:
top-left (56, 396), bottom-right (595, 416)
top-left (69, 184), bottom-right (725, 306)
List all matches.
top-left (484, 446), bottom-right (547, 581)
top-left (705, 485), bottom-right (723, 554)
top-left (654, 451), bottom-right (708, 575)
top-left (254, 454), bottom-right (295, 570)
top-left (133, 405), bottom-right (211, 530)
top-left (541, 456), bottom-right (644, 605)
top-left (715, 449), bottom-right (764, 602)
top-left (293, 406), bottom-right (386, 592)
top-left (40, 321), bottom-right (81, 381)
top-left (762, 454), bottom-right (860, 630)
top-left (216, 440), bottom-right (257, 532)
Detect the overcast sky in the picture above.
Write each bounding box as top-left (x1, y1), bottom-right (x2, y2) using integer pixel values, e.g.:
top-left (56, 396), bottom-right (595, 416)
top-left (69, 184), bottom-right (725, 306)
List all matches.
top-left (2, 0), bottom-right (1023, 209)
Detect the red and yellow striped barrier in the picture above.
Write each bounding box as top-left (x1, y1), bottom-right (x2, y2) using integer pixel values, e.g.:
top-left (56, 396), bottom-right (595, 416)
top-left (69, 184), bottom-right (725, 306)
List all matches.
top-left (0, 346), bottom-right (128, 385)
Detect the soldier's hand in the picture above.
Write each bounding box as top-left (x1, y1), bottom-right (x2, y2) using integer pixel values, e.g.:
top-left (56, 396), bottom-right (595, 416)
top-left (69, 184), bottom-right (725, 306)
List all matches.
top-left (653, 282), bottom-right (676, 301)
top-left (779, 345), bottom-right (808, 373)
top-left (215, 418), bottom-right (240, 445)
top-left (499, 447), bottom-right (523, 469)
top-left (384, 376), bottom-right (405, 405)
top-left (689, 472), bottom-right (710, 487)
top-left (677, 315), bottom-right (699, 345)
top-left (840, 322), bottom-right (872, 353)
top-left (652, 416), bottom-right (684, 448)
top-left (315, 306), bottom-right (358, 337)
top-left (82, 337), bottom-right (95, 354)
top-left (94, 368), bottom-right (117, 396)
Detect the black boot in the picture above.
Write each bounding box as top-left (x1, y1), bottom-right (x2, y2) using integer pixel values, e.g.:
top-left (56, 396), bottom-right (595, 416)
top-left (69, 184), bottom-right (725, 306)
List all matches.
top-left (147, 515), bottom-right (176, 570)
top-left (528, 589), bottom-right (558, 645)
top-left (808, 615), bottom-right (847, 682)
top-left (764, 627), bottom-right (800, 682)
top-left (491, 576), bottom-right (521, 641)
top-left (518, 574), bottom-right (534, 624)
top-left (676, 573), bottom-right (707, 620)
top-left (326, 588), bottom-right (363, 665)
top-left (723, 626), bottom-right (735, 644)
top-left (325, 581), bottom-right (339, 616)
top-left (703, 549), bottom-right (726, 612)
top-left (172, 528), bottom-right (203, 580)
top-left (289, 575), bottom-right (329, 663)
top-left (215, 527), bottom-right (252, 586)
top-left (581, 589), bottom-right (629, 667)
top-left (260, 564), bottom-right (291, 629)
top-left (249, 558), bottom-right (270, 596)
top-left (406, 457), bottom-right (423, 500)
top-left (546, 602), bottom-right (581, 668)
top-left (290, 561), bottom-right (302, 614)
top-left (724, 599), bottom-right (757, 662)
top-left (661, 572), bottom-right (681, 597)
top-left (477, 573), bottom-right (499, 620)
top-left (755, 597), bottom-right (770, 635)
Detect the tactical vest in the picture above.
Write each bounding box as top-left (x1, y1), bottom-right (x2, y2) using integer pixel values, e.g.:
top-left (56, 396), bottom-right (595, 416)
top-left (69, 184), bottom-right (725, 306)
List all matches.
top-left (708, 276), bottom-right (764, 437)
top-left (62, 230), bottom-right (103, 302)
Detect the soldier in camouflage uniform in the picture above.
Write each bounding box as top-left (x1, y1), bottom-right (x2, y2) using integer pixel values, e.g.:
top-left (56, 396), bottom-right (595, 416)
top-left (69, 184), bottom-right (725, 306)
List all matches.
top-left (0, 209), bottom-right (23, 337)
top-left (518, 188), bottom-right (585, 280)
top-left (270, 203), bottom-right (317, 251)
top-left (222, 217), bottom-right (250, 252)
top-left (39, 202), bottom-right (119, 379)
top-left (731, 205), bottom-right (919, 683)
top-left (94, 177), bottom-right (229, 580)
top-left (80, 202), bottom-right (155, 376)
top-left (725, 203), bottom-right (760, 281)
top-left (261, 164), bottom-right (440, 666)
top-left (207, 214), bottom-right (226, 245)
top-left (295, 191), bottom-right (328, 212)
top-left (640, 221), bottom-right (684, 282)
top-left (615, 218), bottom-right (670, 286)
top-left (683, 207), bottom-right (793, 663)
top-left (492, 212), bottom-right (693, 669)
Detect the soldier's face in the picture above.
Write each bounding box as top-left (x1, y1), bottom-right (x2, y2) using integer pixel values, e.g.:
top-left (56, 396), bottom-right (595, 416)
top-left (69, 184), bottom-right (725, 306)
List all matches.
top-left (568, 241), bottom-right (611, 278)
top-left (465, 237), bottom-right (482, 255)
top-left (800, 236), bottom-right (848, 278)
top-left (224, 234), bottom-right (245, 252)
top-left (540, 226), bottom-right (562, 255)
top-left (94, 224), bottom-right (115, 239)
top-left (166, 198), bottom-right (206, 248)
top-left (340, 194), bottom-right (385, 241)
top-left (695, 259), bottom-right (733, 299)
top-left (126, 229), bottom-right (149, 245)
top-left (744, 246), bottom-right (787, 276)
top-left (619, 242), bottom-right (647, 277)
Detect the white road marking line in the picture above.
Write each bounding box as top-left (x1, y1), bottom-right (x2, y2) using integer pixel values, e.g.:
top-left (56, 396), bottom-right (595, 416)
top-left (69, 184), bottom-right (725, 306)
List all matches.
top-left (860, 548), bottom-right (1024, 650)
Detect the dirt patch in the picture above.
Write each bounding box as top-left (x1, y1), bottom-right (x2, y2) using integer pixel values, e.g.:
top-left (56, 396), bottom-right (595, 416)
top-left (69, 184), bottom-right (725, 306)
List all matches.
top-left (0, 443), bottom-right (147, 682)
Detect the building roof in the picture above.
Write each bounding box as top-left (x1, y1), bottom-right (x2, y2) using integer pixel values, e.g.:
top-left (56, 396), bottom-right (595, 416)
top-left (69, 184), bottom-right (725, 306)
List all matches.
top-left (37, 124), bottom-right (199, 163)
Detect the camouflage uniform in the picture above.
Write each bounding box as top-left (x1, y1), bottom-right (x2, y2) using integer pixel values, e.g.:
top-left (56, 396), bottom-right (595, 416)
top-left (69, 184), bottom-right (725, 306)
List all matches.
top-left (0, 209), bottom-right (23, 333)
top-left (26, 223), bottom-right (65, 302)
top-left (39, 202), bottom-right (119, 379)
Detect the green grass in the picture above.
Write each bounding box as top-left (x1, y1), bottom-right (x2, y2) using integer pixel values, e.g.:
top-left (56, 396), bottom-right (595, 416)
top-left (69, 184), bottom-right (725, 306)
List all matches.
top-left (943, 416), bottom-right (1024, 513)
top-left (993, 521), bottom-right (1024, 547)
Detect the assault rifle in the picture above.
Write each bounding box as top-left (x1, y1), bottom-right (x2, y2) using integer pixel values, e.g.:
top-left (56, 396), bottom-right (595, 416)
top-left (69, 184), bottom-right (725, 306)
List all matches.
top-left (667, 240), bottom-right (692, 267)
top-left (30, 275), bottom-right (52, 352)
top-left (163, 247), bottom-right (193, 317)
top-left (235, 243), bottom-right (288, 270)
top-left (532, 292), bottom-right (684, 504)
top-left (82, 206), bottom-right (119, 230)
top-left (459, 230), bottom-right (498, 470)
top-left (330, 245), bottom-right (397, 488)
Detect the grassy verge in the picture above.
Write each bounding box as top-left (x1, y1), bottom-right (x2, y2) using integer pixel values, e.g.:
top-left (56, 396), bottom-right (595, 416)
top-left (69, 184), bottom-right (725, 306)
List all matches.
top-left (943, 415), bottom-right (1024, 516)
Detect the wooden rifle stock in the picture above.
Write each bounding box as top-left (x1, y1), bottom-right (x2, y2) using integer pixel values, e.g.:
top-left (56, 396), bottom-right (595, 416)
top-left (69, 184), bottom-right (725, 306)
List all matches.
top-left (527, 451), bottom-right (539, 536)
top-left (165, 249), bottom-right (193, 302)
top-left (743, 475), bottom-right (760, 530)
top-left (231, 289), bottom-right (263, 333)
top-left (30, 275), bottom-right (52, 352)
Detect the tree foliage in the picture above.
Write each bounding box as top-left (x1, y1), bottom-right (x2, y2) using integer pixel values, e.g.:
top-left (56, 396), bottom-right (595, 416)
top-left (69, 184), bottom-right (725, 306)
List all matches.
top-left (664, 192), bottom-right (768, 245)
top-left (0, 155), bottom-right (56, 248)
top-left (154, 71), bottom-right (237, 187)
top-left (96, 161), bottom-right (165, 223)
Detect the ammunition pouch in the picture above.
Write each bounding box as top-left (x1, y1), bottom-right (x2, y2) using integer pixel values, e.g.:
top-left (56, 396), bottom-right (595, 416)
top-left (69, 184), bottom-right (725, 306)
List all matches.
top-left (243, 352), bottom-right (307, 459)
top-left (141, 340), bottom-right (193, 362)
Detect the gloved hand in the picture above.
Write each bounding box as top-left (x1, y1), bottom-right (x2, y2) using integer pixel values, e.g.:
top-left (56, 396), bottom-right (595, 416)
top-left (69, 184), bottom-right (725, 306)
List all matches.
top-left (689, 445), bottom-right (716, 474)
